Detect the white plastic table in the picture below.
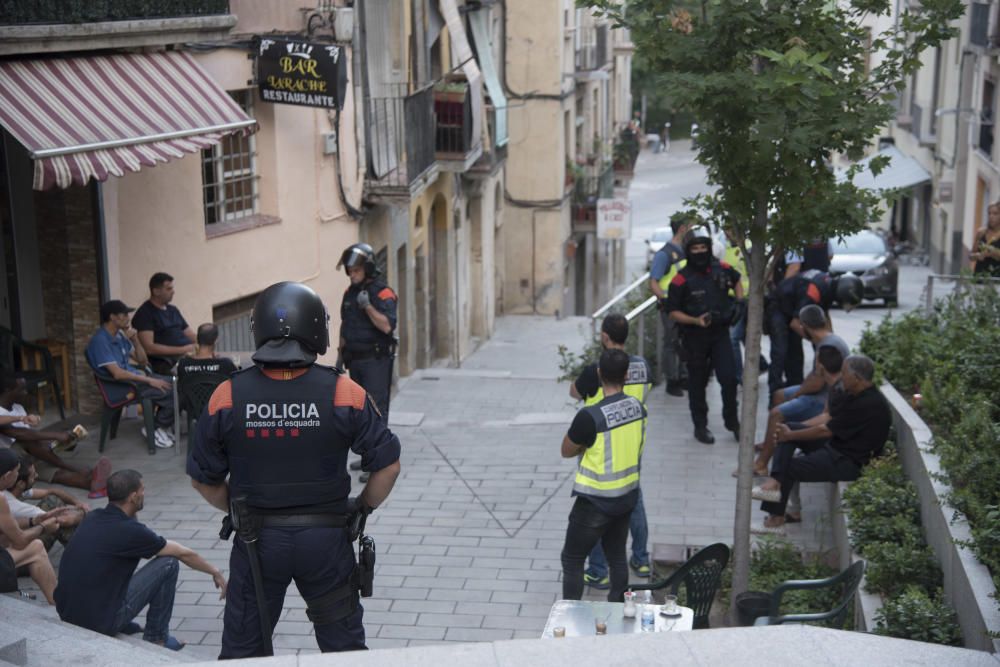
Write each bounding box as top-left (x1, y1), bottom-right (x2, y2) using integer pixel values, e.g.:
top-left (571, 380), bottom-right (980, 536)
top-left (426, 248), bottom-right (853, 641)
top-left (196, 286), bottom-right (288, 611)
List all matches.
top-left (541, 600), bottom-right (694, 638)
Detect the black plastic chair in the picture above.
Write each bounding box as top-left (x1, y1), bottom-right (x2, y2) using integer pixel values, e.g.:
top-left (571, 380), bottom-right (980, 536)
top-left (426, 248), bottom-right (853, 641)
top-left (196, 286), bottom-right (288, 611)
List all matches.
top-left (93, 374), bottom-right (157, 455)
top-left (629, 542), bottom-right (730, 629)
top-left (754, 560), bottom-right (866, 627)
top-left (0, 326), bottom-right (65, 420)
top-left (177, 371), bottom-right (229, 449)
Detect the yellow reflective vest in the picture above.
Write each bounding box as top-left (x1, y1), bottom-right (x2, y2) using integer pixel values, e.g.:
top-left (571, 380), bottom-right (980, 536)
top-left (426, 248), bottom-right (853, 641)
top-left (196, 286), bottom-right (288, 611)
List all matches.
top-left (654, 242), bottom-right (687, 293)
top-left (573, 393), bottom-right (646, 498)
top-left (583, 355), bottom-right (653, 407)
top-left (724, 245), bottom-right (749, 296)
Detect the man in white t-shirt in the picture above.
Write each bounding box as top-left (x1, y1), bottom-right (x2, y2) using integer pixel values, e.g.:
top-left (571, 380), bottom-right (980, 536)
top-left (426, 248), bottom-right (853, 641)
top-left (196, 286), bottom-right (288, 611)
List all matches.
top-left (4, 455), bottom-right (85, 550)
top-left (0, 376), bottom-right (111, 498)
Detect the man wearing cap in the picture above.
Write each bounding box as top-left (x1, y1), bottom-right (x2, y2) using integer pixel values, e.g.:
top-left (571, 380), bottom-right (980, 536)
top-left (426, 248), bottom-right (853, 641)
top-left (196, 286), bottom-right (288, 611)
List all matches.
top-left (85, 300), bottom-right (175, 448)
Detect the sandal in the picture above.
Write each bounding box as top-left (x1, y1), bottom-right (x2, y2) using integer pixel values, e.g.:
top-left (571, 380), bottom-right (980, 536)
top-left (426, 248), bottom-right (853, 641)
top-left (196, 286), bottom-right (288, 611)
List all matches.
top-left (751, 485), bottom-right (781, 503)
top-left (751, 522), bottom-right (787, 536)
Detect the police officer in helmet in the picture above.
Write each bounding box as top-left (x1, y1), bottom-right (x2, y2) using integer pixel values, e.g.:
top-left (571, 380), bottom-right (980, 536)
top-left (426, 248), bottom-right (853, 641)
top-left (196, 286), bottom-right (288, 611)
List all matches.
top-left (665, 226), bottom-right (743, 444)
top-left (188, 281), bottom-right (401, 657)
top-left (774, 269), bottom-right (863, 358)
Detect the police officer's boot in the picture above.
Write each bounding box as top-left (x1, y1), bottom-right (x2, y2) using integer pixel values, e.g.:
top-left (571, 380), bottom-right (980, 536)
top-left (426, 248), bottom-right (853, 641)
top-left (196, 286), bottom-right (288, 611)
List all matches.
top-left (694, 426), bottom-right (715, 445)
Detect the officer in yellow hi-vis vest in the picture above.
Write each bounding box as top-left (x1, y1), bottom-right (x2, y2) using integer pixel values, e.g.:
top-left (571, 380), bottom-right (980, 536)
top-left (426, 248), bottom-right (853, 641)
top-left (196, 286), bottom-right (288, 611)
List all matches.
top-left (649, 212), bottom-right (693, 397)
top-left (569, 314), bottom-right (653, 587)
top-left (560, 349), bottom-right (647, 603)
top-left (724, 240), bottom-right (751, 384)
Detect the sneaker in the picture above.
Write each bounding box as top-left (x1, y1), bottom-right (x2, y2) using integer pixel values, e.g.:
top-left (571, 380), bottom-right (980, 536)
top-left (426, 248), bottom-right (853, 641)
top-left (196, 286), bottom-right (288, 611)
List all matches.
top-left (349, 460), bottom-right (364, 471)
top-left (90, 456), bottom-right (111, 493)
top-left (87, 487), bottom-right (107, 499)
top-left (358, 471), bottom-right (370, 483)
top-left (630, 559), bottom-right (651, 578)
top-left (751, 485), bottom-right (781, 503)
top-left (583, 572), bottom-right (610, 590)
top-left (143, 426), bottom-right (174, 448)
top-left (666, 381), bottom-right (684, 397)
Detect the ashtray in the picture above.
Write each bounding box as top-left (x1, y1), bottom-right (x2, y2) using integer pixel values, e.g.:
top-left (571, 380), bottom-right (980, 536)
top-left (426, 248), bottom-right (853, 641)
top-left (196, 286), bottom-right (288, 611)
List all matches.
top-left (659, 607), bottom-right (683, 617)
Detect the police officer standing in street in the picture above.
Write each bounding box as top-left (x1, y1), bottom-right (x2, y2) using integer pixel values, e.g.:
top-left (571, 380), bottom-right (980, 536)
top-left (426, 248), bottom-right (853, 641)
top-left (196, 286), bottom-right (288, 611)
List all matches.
top-left (649, 212), bottom-right (691, 396)
top-left (560, 348), bottom-right (647, 603)
top-left (338, 243), bottom-right (398, 482)
top-left (188, 281), bottom-right (401, 657)
top-left (666, 227), bottom-right (743, 444)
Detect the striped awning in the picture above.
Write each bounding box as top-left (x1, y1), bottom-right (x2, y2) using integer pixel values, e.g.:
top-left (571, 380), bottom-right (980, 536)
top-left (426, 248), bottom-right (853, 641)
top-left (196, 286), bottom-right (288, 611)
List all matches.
top-left (0, 51), bottom-right (258, 190)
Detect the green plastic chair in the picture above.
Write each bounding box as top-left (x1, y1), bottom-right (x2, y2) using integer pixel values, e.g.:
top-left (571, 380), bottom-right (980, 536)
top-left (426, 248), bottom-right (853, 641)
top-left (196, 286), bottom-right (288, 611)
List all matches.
top-left (177, 371), bottom-right (229, 451)
top-left (93, 374), bottom-right (157, 455)
top-left (754, 560), bottom-right (866, 627)
top-left (629, 542), bottom-right (730, 629)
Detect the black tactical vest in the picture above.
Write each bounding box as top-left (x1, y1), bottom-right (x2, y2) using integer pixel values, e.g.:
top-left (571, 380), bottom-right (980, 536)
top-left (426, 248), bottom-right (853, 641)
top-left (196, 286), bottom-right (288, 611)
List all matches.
top-left (340, 280), bottom-right (394, 352)
top-left (802, 240), bottom-right (831, 272)
top-left (228, 364), bottom-right (350, 512)
top-left (679, 261), bottom-right (736, 326)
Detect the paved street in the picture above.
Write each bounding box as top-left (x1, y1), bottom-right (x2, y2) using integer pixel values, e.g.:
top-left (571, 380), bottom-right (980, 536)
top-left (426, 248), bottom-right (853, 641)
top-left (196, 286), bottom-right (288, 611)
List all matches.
top-left (19, 144), bottom-right (932, 657)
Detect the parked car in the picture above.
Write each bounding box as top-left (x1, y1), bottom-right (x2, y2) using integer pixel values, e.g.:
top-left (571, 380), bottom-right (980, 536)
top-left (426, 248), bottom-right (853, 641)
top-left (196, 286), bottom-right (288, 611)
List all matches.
top-left (829, 229), bottom-right (899, 307)
top-left (645, 227), bottom-right (673, 268)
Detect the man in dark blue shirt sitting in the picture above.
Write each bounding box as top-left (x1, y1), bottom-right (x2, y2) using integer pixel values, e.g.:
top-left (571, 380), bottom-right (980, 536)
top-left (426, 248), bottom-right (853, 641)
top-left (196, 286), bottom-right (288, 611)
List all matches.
top-left (132, 272), bottom-right (197, 376)
top-left (55, 469), bottom-right (226, 651)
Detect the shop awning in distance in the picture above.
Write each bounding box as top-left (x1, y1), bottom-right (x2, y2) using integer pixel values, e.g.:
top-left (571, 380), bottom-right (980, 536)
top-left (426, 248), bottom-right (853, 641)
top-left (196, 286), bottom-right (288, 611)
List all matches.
top-left (0, 51), bottom-right (258, 190)
top-left (836, 144), bottom-right (931, 193)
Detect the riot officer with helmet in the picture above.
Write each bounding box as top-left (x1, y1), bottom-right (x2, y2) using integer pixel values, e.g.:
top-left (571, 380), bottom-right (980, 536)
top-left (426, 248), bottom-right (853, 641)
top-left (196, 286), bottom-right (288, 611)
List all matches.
top-left (665, 227), bottom-right (743, 444)
top-left (188, 281), bottom-right (402, 657)
top-left (338, 243), bottom-right (397, 421)
top-left (774, 269), bottom-right (863, 344)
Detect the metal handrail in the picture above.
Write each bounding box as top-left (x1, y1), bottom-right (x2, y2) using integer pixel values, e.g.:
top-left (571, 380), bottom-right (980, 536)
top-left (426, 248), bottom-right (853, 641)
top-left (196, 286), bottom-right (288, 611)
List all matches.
top-left (925, 273), bottom-right (1000, 310)
top-left (591, 271), bottom-right (650, 328)
top-left (625, 295), bottom-right (658, 322)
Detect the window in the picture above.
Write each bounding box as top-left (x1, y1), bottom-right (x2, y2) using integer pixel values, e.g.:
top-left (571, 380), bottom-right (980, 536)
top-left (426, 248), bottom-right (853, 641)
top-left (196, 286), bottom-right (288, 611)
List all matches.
top-left (211, 292), bottom-right (260, 352)
top-left (202, 89), bottom-right (258, 225)
top-left (979, 79), bottom-right (995, 157)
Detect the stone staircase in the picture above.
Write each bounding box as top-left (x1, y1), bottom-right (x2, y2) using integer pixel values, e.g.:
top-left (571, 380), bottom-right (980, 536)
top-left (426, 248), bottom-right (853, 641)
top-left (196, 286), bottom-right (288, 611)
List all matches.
top-left (0, 593), bottom-right (213, 666)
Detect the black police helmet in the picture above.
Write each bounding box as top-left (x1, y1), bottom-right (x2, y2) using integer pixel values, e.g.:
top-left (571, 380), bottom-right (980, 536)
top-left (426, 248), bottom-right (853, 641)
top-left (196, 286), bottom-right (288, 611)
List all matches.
top-left (683, 226), bottom-right (713, 255)
top-left (250, 282), bottom-right (329, 355)
top-left (337, 242), bottom-right (378, 279)
top-left (834, 273), bottom-right (864, 311)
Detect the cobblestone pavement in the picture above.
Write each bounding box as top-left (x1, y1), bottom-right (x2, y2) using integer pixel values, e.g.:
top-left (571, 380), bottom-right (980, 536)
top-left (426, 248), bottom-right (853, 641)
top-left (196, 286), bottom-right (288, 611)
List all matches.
top-left (26, 312), bottom-right (841, 657)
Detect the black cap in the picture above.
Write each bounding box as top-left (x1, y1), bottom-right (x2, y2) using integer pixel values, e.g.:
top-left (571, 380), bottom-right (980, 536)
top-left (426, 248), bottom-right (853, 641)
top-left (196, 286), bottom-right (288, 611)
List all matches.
top-left (100, 299), bottom-right (135, 322)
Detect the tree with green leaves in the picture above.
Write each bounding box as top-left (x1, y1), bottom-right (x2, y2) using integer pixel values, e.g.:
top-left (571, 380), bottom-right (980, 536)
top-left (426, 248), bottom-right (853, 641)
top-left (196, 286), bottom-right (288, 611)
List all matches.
top-left (585, 0), bottom-right (962, 614)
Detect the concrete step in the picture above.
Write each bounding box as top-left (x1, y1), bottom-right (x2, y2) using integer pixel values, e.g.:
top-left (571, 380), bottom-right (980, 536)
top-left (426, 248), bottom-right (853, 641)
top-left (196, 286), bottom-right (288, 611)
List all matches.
top-left (0, 592), bottom-right (213, 665)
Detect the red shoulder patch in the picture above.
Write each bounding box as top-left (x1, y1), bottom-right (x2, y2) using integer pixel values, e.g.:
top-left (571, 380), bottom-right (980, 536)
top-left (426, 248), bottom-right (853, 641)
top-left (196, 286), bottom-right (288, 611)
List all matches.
top-left (334, 376), bottom-right (367, 410)
top-left (720, 261), bottom-right (732, 270)
top-left (806, 283), bottom-right (822, 303)
top-left (670, 273), bottom-right (687, 286)
top-left (377, 287), bottom-right (397, 301)
top-left (207, 380), bottom-right (233, 416)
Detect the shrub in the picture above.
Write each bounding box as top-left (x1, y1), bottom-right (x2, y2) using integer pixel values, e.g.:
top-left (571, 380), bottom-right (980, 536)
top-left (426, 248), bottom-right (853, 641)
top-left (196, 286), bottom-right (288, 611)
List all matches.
top-left (862, 540), bottom-right (942, 599)
top-left (875, 586), bottom-right (962, 646)
top-left (859, 282), bottom-right (1000, 607)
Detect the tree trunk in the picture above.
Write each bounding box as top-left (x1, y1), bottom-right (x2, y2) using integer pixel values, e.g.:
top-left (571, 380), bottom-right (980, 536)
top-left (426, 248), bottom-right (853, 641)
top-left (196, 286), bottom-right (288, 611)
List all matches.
top-left (729, 196), bottom-right (770, 616)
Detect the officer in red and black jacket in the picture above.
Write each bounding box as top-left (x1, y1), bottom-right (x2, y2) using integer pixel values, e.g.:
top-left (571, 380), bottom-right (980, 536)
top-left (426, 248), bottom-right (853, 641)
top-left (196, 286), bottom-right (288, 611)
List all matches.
top-left (665, 227), bottom-right (743, 445)
top-left (337, 243), bottom-right (397, 424)
top-left (776, 269), bottom-right (864, 346)
top-left (188, 281), bottom-right (401, 658)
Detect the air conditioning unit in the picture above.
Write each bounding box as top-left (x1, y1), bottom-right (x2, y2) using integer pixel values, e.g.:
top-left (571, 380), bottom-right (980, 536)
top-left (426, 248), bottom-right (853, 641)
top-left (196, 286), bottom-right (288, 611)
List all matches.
top-left (896, 114), bottom-right (913, 129)
top-left (333, 7), bottom-right (354, 42)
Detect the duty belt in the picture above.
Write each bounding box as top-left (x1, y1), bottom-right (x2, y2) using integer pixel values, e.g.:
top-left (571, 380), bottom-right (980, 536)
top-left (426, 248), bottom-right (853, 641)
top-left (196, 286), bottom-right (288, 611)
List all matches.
top-left (259, 513), bottom-right (350, 528)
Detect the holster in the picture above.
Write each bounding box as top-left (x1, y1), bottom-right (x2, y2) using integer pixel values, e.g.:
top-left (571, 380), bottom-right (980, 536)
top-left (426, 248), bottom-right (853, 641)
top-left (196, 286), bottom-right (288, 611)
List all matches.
top-left (357, 535), bottom-right (375, 598)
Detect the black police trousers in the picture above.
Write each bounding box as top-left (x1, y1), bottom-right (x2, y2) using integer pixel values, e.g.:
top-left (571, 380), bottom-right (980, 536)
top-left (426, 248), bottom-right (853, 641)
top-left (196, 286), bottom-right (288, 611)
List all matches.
top-left (683, 326), bottom-right (739, 429)
top-left (348, 356), bottom-right (393, 423)
top-left (220, 526), bottom-right (364, 658)
top-left (766, 306), bottom-right (805, 397)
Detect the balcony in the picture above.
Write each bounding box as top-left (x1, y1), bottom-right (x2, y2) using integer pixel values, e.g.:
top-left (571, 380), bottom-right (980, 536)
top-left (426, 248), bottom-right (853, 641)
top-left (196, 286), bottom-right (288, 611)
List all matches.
top-left (365, 85), bottom-right (439, 199)
top-left (0, 0), bottom-right (235, 55)
top-left (575, 24), bottom-right (609, 72)
top-left (434, 77), bottom-right (483, 172)
top-left (970, 2), bottom-right (990, 48)
top-left (570, 162), bottom-right (614, 232)
top-left (468, 103), bottom-right (509, 178)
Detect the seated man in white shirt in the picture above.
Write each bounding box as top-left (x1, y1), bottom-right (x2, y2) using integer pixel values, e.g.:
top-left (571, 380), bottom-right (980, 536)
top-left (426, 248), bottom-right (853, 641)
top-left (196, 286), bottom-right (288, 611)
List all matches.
top-left (0, 448), bottom-right (59, 603)
top-left (4, 454), bottom-right (86, 550)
